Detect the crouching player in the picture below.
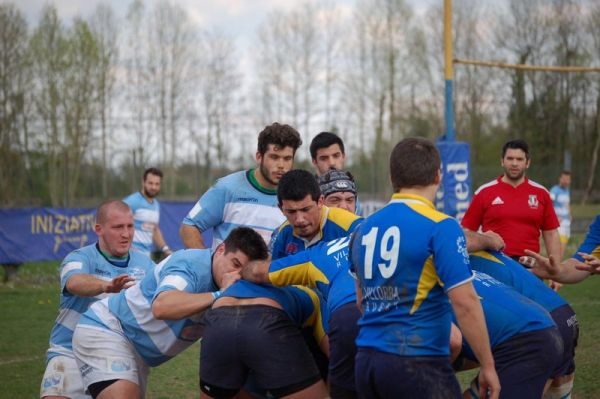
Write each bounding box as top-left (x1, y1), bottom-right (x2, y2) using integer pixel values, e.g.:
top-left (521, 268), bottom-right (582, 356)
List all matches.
top-left (200, 280), bottom-right (329, 398)
top-left (469, 251), bottom-right (578, 399)
top-left (454, 271), bottom-right (563, 399)
top-left (71, 227), bottom-right (268, 398)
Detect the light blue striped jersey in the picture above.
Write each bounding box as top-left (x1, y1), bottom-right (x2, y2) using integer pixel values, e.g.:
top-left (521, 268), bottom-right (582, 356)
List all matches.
top-left (350, 193), bottom-right (473, 357)
top-left (458, 271), bottom-right (555, 362)
top-left (549, 185), bottom-right (570, 230)
top-left (469, 250), bottom-right (566, 312)
top-left (123, 191), bottom-right (160, 255)
top-left (182, 170), bottom-right (285, 249)
top-left (79, 249), bottom-right (217, 367)
top-left (574, 215), bottom-right (600, 261)
top-left (46, 244), bottom-right (154, 362)
top-left (268, 236), bottom-right (357, 317)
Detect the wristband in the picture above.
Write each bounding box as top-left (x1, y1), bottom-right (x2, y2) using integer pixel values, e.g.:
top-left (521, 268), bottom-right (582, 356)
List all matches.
top-left (161, 245), bottom-right (171, 253)
top-left (211, 290), bottom-right (223, 300)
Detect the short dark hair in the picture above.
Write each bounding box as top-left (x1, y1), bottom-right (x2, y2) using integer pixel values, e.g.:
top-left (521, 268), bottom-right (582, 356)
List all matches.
top-left (96, 200), bottom-right (131, 225)
top-left (502, 139), bottom-right (530, 159)
top-left (309, 132), bottom-right (345, 160)
top-left (257, 123), bottom-right (302, 155)
top-left (223, 227), bottom-right (269, 261)
top-left (389, 137), bottom-right (440, 192)
top-left (277, 169), bottom-right (321, 205)
top-left (143, 167), bottom-right (163, 181)
top-left (560, 170), bottom-right (571, 176)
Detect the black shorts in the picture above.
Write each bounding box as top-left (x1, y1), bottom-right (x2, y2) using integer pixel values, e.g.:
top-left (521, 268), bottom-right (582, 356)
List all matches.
top-left (550, 304), bottom-right (579, 377)
top-left (355, 348), bottom-right (461, 399)
top-left (492, 327), bottom-right (563, 399)
top-left (199, 305), bottom-right (321, 398)
top-left (328, 302), bottom-right (361, 397)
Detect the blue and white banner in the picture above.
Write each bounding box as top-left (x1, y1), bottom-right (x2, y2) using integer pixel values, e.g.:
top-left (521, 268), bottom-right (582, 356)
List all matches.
top-left (0, 201), bottom-right (211, 264)
top-left (435, 140), bottom-right (472, 221)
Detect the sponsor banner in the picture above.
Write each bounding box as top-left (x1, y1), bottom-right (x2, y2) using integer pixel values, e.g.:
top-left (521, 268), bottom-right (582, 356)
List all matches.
top-left (435, 140), bottom-right (472, 221)
top-left (0, 202), bottom-right (211, 264)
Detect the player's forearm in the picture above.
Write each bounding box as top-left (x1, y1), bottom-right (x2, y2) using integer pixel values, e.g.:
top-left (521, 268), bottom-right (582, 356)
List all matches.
top-left (542, 229), bottom-right (562, 261)
top-left (556, 258), bottom-right (591, 284)
top-left (179, 224), bottom-right (206, 249)
top-left (153, 228), bottom-right (169, 251)
top-left (65, 274), bottom-right (108, 297)
top-left (152, 290), bottom-right (215, 320)
top-left (449, 284), bottom-right (495, 369)
top-left (464, 229), bottom-right (503, 253)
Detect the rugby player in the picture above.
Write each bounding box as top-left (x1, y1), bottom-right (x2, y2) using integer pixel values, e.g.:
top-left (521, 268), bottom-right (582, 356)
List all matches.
top-left (317, 169), bottom-right (358, 214)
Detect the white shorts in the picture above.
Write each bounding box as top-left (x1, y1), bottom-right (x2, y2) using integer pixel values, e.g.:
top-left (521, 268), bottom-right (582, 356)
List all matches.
top-left (72, 325), bottom-right (149, 396)
top-left (558, 224), bottom-right (571, 242)
top-left (40, 355), bottom-right (91, 399)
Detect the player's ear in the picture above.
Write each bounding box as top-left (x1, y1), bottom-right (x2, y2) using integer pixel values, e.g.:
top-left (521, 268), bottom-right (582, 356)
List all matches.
top-left (255, 151), bottom-right (262, 164)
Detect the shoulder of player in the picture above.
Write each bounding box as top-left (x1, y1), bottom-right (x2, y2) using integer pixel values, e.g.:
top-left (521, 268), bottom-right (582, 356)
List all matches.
top-left (526, 179), bottom-right (551, 194)
top-left (325, 207), bottom-right (363, 230)
top-left (473, 179), bottom-right (500, 195)
top-left (128, 251), bottom-right (156, 269)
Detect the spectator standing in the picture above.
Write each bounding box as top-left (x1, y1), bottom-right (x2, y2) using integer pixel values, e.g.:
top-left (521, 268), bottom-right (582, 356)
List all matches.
top-left (550, 171), bottom-right (572, 259)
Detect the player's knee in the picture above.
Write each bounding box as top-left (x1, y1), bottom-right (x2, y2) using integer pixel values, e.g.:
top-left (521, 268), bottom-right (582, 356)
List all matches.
top-left (543, 378), bottom-right (573, 399)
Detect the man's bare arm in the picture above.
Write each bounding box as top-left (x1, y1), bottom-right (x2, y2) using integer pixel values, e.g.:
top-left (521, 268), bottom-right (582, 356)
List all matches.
top-left (179, 224), bottom-right (206, 249)
top-left (464, 229), bottom-right (505, 253)
top-left (153, 227), bottom-right (172, 255)
top-left (523, 250), bottom-right (592, 284)
top-left (542, 229), bottom-right (562, 263)
top-left (448, 282), bottom-right (500, 399)
top-left (66, 274), bottom-right (134, 297)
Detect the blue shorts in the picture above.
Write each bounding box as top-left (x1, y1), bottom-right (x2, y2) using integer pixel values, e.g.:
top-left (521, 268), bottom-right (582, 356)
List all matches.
top-left (355, 348), bottom-right (461, 399)
top-left (328, 302), bottom-right (361, 397)
top-left (199, 305), bottom-right (321, 398)
top-left (492, 327), bottom-right (563, 399)
top-left (550, 304), bottom-right (579, 377)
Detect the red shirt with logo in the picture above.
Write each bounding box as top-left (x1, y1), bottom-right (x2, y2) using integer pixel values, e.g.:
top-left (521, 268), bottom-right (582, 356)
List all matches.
top-left (461, 176), bottom-right (560, 257)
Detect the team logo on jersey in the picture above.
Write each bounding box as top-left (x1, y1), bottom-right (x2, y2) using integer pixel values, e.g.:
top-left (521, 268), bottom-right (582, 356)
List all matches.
top-left (528, 194), bottom-right (539, 209)
top-left (43, 374), bottom-right (63, 389)
top-left (285, 242), bottom-right (299, 254)
top-left (456, 236), bottom-right (469, 264)
top-left (110, 358), bottom-right (132, 372)
top-left (491, 196), bottom-right (504, 205)
top-left (129, 267), bottom-right (147, 281)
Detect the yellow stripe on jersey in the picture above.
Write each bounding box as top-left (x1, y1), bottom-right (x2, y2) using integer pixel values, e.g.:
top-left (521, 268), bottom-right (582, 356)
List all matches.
top-left (391, 193), bottom-right (450, 223)
top-left (591, 245), bottom-right (600, 259)
top-left (294, 285), bottom-right (327, 343)
top-left (268, 262), bottom-right (330, 288)
top-left (471, 251), bottom-right (504, 264)
top-left (327, 206), bottom-right (362, 230)
top-left (410, 256), bottom-right (441, 315)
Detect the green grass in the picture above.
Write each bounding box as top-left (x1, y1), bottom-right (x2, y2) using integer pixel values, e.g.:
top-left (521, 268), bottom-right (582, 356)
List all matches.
top-left (2, 254), bottom-right (600, 398)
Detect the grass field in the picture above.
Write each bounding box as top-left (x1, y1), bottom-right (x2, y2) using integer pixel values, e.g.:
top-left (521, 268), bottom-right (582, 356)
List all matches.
top-left (1, 245), bottom-right (599, 398)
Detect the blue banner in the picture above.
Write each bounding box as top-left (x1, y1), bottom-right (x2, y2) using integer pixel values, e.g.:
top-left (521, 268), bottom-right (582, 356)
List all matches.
top-left (0, 202), bottom-right (212, 264)
top-left (435, 140), bottom-right (472, 221)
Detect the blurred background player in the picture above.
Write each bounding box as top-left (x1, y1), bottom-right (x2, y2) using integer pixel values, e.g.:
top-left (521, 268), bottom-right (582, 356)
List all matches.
top-left (72, 227), bottom-right (268, 399)
top-left (40, 200), bottom-right (154, 399)
top-left (180, 122), bottom-right (302, 249)
top-left (317, 169), bottom-right (358, 214)
top-left (350, 137), bottom-right (499, 399)
top-left (269, 169), bottom-right (362, 259)
top-left (123, 167), bottom-right (171, 259)
top-left (310, 132), bottom-right (362, 215)
top-left (550, 171), bottom-right (572, 259)
top-left (200, 280), bottom-right (328, 399)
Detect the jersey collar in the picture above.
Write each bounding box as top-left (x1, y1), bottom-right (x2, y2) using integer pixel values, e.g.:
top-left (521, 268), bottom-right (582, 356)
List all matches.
top-left (498, 175), bottom-right (529, 188)
top-left (389, 193), bottom-right (435, 209)
top-left (246, 169), bottom-right (277, 195)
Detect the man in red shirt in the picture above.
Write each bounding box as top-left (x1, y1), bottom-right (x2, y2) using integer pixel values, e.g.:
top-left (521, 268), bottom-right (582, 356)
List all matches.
top-left (462, 139), bottom-right (561, 264)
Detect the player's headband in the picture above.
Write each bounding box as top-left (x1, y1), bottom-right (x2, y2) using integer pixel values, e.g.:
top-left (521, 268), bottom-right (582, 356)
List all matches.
top-left (318, 169), bottom-right (357, 197)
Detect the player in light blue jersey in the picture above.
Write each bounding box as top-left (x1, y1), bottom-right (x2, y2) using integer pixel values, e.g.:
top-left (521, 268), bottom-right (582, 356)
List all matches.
top-left (123, 167), bottom-right (171, 258)
top-left (41, 200), bottom-right (154, 399)
top-left (180, 123), bottom-right (302, 249)
top-left (455, 272), bottom-right (562, 399)
top-left (244, 235), bottom-right (360, 397)
top-left (200, 280), bottom-right (329, 398)
top-left (468, 251), bottom-right (578, 399)
top-left (270, 169), bottom-right (362, 260)
top-left (309, 131), bottom-right (363, 216)
top-left (350, 138), bottom-right (499, 399)
top-left (550, 171), bottom-right (572, 258)
top-left (72, 227), bottom-right (268, 399)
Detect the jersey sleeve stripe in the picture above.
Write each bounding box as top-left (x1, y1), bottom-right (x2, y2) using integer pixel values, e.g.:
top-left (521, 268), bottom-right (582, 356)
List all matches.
top-left (444, 274), bottom-right (474, 292)
top-left (159, 275), bottom-right (189, 291)
top-left (60, 261), bottom-right (83, 280)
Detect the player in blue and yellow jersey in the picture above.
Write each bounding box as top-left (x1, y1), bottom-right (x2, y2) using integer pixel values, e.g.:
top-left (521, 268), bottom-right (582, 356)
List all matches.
top-left (524, 214), bottom-right (600, 284)
top-left (72, 228), bottom-right (268, 399)
top-left (123, 167), bottom-right (171, 257)
top-left (455, 271), bottom-right (562, 399)
top-left (350, 137), bottom-right (499, 399)
top-left (200, 280), bottom-right (328, 399)
top-left (244, 235), bottom-right (360, 398)
top-left (180, 123), bottom-right (302, 249)
top-left (269, 169), bottom-right (362, 260)
top-left (40, 200), bottom-right (154, 399)
top-left (469, 251), bottom-right (579, 399)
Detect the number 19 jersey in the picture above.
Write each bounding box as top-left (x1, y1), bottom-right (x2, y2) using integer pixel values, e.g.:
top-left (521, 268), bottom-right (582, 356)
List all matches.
top-left (350, 193), bottom-right (473, 357)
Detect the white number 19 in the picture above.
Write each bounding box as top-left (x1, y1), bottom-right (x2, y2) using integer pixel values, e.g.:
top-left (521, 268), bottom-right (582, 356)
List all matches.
top-left (361, 226), bottom-right (400, 279)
